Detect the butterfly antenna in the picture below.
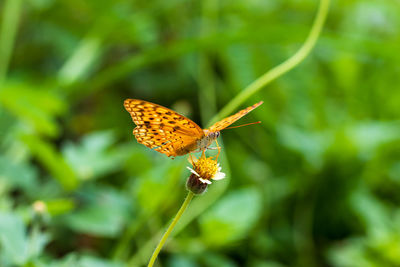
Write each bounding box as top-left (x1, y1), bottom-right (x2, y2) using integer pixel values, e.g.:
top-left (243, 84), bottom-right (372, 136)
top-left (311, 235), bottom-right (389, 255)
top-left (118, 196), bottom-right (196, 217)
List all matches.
top-left (223, 121), bottom-right (261, 130)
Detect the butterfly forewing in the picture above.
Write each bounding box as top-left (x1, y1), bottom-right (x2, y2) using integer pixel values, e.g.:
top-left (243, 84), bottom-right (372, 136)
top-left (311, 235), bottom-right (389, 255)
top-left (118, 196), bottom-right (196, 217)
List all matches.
top-left (207, 101), bottom-right (263, 132)
top-left (124, 99), bottom-right (204, 157)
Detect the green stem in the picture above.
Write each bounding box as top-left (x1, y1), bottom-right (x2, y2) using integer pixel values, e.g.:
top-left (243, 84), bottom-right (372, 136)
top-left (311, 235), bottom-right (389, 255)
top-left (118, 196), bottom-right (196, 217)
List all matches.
top-left (209, 0), bottom-right (330, 125)
top-left (147, 191), bottom-right (194, 267)
top-left (0, 0), bottom-right (22, 84)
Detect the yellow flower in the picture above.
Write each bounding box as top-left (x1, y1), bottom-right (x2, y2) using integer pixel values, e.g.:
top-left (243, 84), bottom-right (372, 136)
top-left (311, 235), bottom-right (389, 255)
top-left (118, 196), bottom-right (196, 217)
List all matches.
top-left (186, 155), bottom-right (225, 194)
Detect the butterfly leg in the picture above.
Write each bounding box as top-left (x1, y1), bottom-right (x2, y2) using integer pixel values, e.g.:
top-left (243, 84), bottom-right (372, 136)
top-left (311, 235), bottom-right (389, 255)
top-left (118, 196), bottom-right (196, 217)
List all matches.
top-left (214, 139), bottom-right (221, 160)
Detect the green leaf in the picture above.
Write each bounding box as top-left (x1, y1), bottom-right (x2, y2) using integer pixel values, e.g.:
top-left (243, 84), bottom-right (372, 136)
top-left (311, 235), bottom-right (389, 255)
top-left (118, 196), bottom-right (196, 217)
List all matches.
top-left (0, 108), bottom-right (15, 146)
top-left (20, 134), bottom-right (79, 191)
top-left (58, 36), bottom-right (103, 86)
top-left (199, 187), bottom-right (262, 247)
top-left (62, 131), bottom-right (128, 181)
top-left (0, 155), bottom-right (38, 193)
top-left (328, 238), bottom-right (372, 267)
top-left (78, 255), bottom-right (123, 267)
top-left (0, 83), bottom-right (66, 137)
top-left (167, 254), bottom-right (199, 267)
top-left (44, 198), bottom-right (75, 216)
top-left (347, 121), bottom-right (400, 158)
top-left (64, 186), bottom-right (131, 237)
top-left (277, 124), bottom-right (333, 168)
top-left (201, 252), bottom-right (237, 267)
top-left (48, 254), bottom-right (123, 267)
top-left (27, 225), bottom-right (51, 260)
top-left (0, 212), bottom-right (28, 265)
top-left (134, 158), bottom-right (186, 214)
top-left (350, 187), bottom-right (390, 237)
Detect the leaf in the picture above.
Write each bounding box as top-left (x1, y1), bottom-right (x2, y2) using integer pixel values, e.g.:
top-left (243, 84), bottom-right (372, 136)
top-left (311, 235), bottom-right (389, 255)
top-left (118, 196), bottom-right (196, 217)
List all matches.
top-left (0, 155), bottom-right (39, 193)
top-left (48, 254), bottom-right (123, 267)
top-left (224, 44), bottom-right (257, 91)
top-left (328, 238), bottom-right (373, 267)
top-left (199, 187), bottom-right (262, 247)
top-left (64, 186), bottom-right (131, 237)
top-left (58, 36), bottom-right (103, 86)
top-left (167, 254), bottom-right (199, 267)
top-left (350, 187), bottom-right (391, 238)
top-left (0, 108), bottom-right (15, 146)
top-left (201, 252), bottom-right (237, 267)
top-left (347, 121), bottom-right (400, 159)
top-left (0, 212), bottom-right (28, 265)
top-left (0, 82), bottom-right (66, 137)
top-left (62, 131), bottom-right (129, 180)
top-left (27, 225), bottom-right (51, 260)
top-left (133, 158), bottom-right (186, 214)
top-left (277, 124), bottom-right (333, 168)
top-left (78, 255), bottom-right (123, 267)
top-left (44, 198), bottom-right (75, 216)
top-left (20, 134), bottom-right (79, 191)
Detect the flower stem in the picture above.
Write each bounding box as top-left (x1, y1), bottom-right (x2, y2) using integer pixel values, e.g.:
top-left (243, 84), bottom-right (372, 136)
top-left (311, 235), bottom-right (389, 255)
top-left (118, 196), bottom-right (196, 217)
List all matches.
top-left (147, 191), bottom-right (195, 267)
top-left (209, 0), bottom-right (330, 125)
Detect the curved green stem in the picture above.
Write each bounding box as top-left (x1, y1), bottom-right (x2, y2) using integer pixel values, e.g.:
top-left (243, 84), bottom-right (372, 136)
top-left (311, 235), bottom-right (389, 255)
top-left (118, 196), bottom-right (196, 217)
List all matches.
top-left (209, 0), bottom-right (330, 125)
top-left (147, 191), bottom-right (194, 267)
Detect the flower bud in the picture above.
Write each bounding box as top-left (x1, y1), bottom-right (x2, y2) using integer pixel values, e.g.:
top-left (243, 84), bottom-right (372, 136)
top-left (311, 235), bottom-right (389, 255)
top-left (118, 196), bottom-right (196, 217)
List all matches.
top-left (186, 173), bottom-right (208, 194)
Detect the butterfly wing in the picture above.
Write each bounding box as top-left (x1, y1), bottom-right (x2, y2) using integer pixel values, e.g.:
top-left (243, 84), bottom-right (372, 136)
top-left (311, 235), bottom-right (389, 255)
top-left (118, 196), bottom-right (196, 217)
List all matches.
top-left (124, 99), bottom-right (204, 157)
top-left (207, 101), bottom-right (263, 132)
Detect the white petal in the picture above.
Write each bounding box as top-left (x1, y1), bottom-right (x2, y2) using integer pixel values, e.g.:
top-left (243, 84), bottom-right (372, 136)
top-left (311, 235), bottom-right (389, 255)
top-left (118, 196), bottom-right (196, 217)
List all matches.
top-left (212, 172), bottom-right (226, 180)
top-left (186, 166), bottom-right (200, 177)
top-left (199, 178), bottom-right (212, 184)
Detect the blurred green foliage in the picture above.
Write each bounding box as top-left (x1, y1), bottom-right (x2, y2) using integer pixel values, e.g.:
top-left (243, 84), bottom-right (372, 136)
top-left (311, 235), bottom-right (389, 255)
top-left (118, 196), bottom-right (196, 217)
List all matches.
top-left (1, 0), bottom-right (400, 266)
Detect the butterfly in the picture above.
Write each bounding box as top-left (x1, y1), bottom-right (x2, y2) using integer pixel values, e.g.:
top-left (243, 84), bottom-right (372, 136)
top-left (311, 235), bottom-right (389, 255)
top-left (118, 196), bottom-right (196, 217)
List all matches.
top-left (124, 99), bottom-right (263, 158)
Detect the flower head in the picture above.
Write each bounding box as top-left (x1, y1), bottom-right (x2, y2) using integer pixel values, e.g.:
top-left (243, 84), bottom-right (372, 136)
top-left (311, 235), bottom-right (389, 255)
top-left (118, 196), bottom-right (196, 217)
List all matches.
top-left (33, 200), bottom-right (47, 214)
top-left (186, 155), bottom-right (225, 194)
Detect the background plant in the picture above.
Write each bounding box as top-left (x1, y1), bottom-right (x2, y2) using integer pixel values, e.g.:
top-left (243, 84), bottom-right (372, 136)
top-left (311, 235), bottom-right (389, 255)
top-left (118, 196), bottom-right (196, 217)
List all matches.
top-left (1, 0), bottom-right (400, 267)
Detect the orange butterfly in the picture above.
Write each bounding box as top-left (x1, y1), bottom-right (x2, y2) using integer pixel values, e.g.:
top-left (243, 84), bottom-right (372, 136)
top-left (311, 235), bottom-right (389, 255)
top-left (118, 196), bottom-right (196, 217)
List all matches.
top-left (124, 99), bottom-right (263, 158)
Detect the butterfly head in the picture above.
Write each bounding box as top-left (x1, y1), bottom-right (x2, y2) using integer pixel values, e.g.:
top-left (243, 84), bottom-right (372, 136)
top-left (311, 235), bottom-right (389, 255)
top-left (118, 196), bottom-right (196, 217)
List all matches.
top-left (208, 131), bottom-right (220, 139)
top-left (197, 130), bottom-right (220, 151)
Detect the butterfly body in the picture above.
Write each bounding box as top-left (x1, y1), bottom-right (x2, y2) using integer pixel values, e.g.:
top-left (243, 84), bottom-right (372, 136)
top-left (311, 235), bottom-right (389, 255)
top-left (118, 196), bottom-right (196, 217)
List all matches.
top-left (197, 131), bottom-right (220, 151)
top-left (173, 137), bottom-right (201, 156)
top-left (124, 99), bottom-right (262, 158)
